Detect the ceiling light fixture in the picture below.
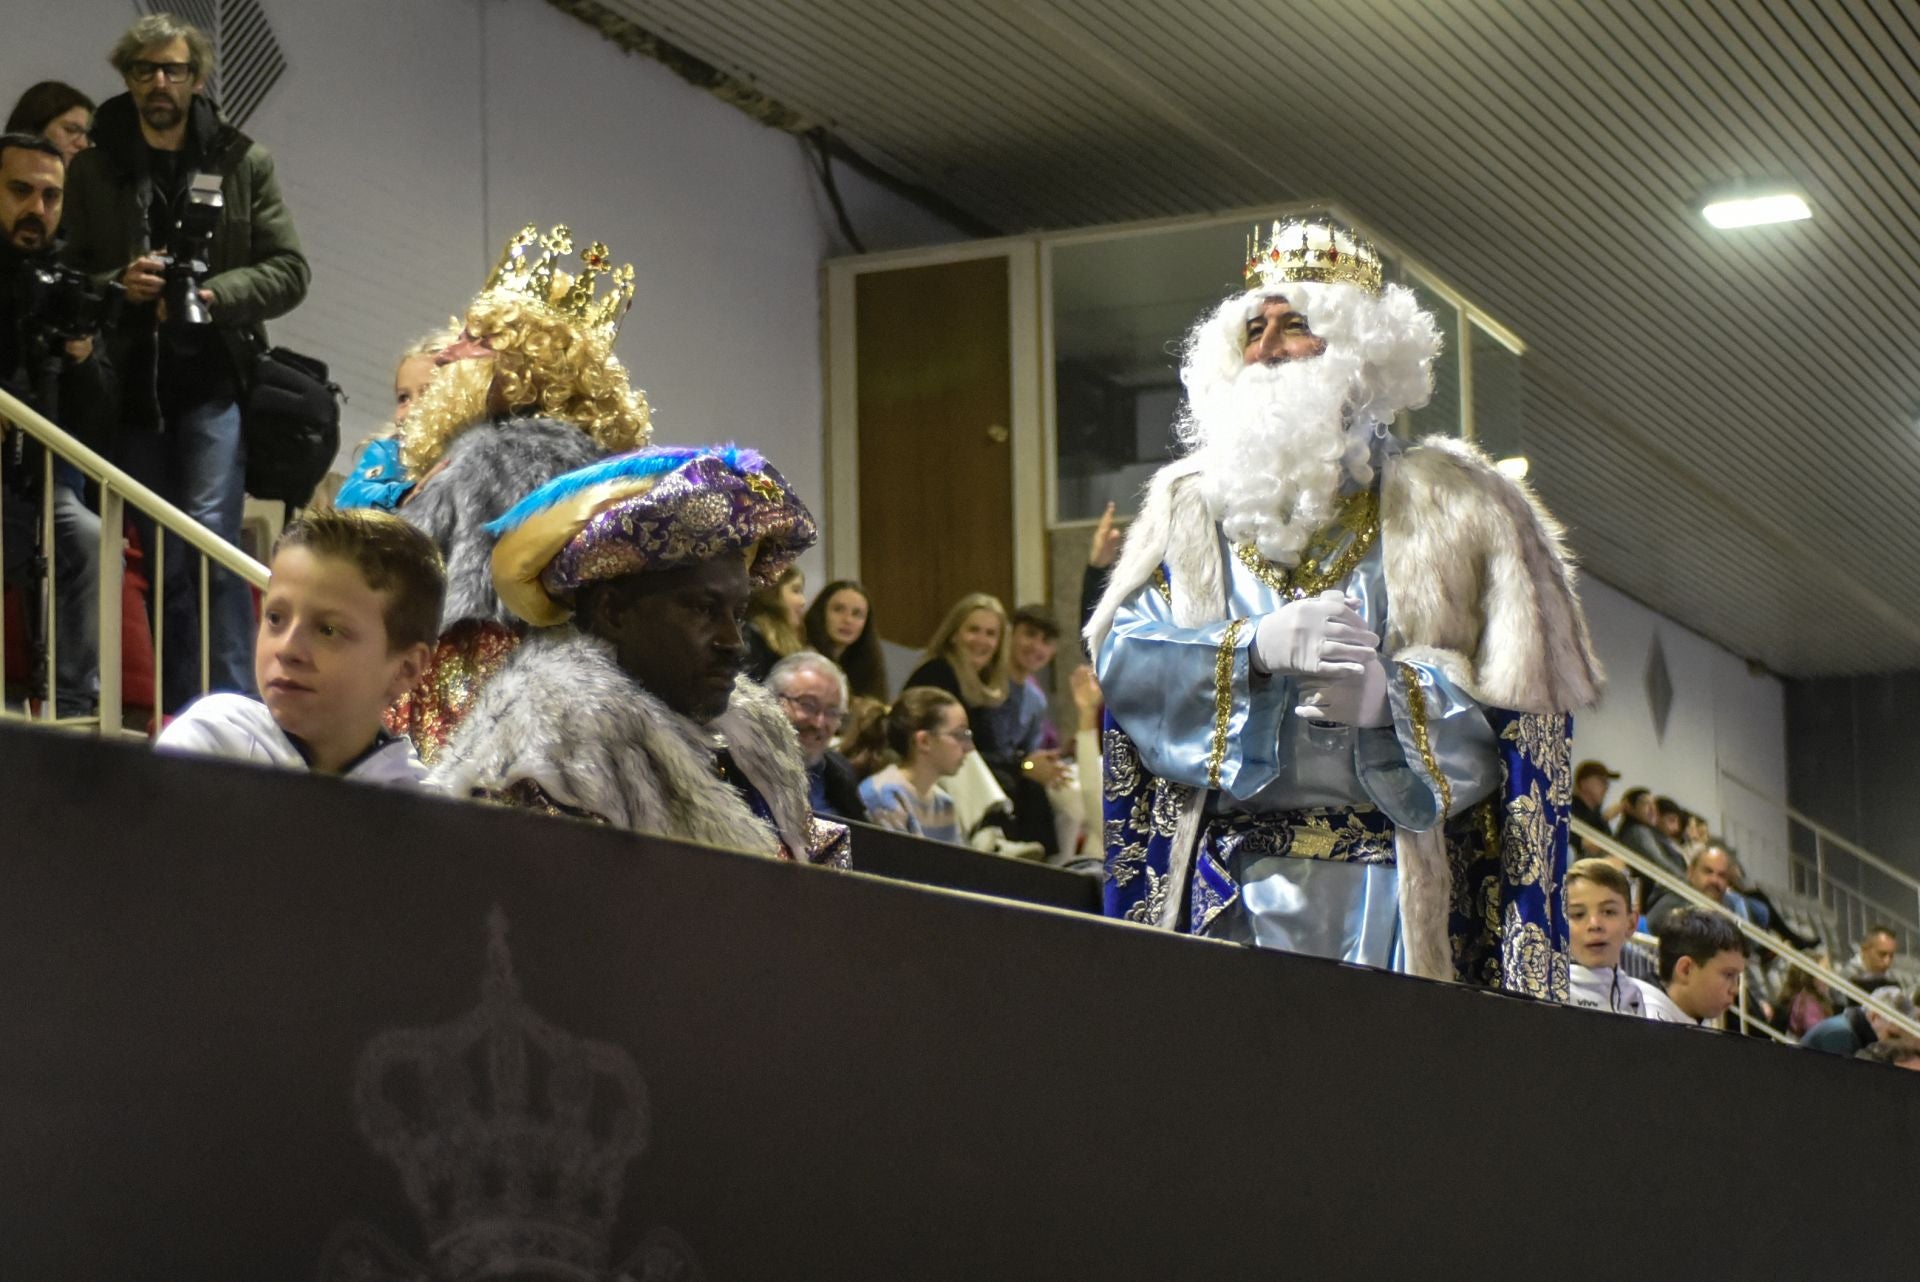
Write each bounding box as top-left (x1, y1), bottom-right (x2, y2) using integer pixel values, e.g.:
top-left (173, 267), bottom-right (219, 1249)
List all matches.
top-left (1701, 191), bottom-right (1811, 229)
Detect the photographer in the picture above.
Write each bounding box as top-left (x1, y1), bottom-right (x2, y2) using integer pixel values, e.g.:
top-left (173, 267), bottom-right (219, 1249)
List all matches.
top-left (0, 131), bottom-right (115, 718)
top-left (62, 13), bottom-right (309, 708)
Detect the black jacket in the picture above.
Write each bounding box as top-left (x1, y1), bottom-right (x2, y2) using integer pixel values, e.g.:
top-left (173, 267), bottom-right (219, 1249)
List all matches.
top-left (60, 92), bottom-right (307, 432)
top-left (0, 237), bottom-right (118, 458)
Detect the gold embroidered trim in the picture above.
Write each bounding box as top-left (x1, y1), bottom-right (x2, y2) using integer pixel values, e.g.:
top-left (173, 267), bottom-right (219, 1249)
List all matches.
top-left (1398, 662), bottom-right (1453, 819)
top-left (1208, 618), bottom-right (1247, 789)
top-left (1234, 490), bottom-right (1380, 599)
top-left (1152, 565), bottom-right (1173, 603)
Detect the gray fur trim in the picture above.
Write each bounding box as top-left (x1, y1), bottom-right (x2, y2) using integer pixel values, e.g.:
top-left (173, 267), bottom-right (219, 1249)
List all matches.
top-left (400, 417), bottom-right (607, 631)
top-left (427, 628), bottom-right (813, 858)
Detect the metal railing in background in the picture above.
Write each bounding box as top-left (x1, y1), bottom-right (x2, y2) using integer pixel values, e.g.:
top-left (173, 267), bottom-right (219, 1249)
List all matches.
top-left (1574, 818), bottom-right (1920, 1044)
top-left (1719, 770), bottom-right (1920, 961)
top-left (0, 386), bottom-right (268, 737)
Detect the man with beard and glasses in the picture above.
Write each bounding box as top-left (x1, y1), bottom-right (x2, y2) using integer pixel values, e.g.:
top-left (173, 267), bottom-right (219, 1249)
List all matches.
top-left (430, 446), bottom-right (849, 868)
top-left (61, 12), bottom-right (309, 711)
top-left (342, 224), bottom-right (652, 762)
top-left (1087, 220), bottom-right (1601, 996)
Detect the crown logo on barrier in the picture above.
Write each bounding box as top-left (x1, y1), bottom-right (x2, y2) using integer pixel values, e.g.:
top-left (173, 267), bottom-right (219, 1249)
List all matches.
top-left (1245, 218), bottom-right (1383, 295)
top-left (481, 223), bottom-right (637, 344)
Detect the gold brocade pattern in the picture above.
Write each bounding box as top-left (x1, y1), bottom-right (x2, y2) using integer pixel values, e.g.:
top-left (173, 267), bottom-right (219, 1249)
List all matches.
top-left (1207, 618), bottom-right (1247, 789)
top-left (1151, 566), bottom-right (1173, 603)
top-left (1501, 783), bottom-right (1550, 887)
top-left (1397, 662), bottom-right (1453, 819)
top-left (386, 620), bottom-right (523, 765)
top-left (1233, 490), bottom-right (1379, 600)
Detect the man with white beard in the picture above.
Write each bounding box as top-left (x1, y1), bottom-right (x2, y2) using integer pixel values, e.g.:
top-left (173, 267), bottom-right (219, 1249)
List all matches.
top-left (1086, 220), bottom-right (1602, 996)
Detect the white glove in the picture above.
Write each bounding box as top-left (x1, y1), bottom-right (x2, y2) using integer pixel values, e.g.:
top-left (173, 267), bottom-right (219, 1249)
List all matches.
top-left (1295, 652), bottom-right (1393, 728)
top-left (1251, 590), bottom-right (1379, 678)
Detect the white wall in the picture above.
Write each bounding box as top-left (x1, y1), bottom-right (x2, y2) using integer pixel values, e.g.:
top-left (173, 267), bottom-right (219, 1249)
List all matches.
top-left (1572, 576), bottom-right (1791, 888)
top-left (5, 0), bottom-right (968, 583)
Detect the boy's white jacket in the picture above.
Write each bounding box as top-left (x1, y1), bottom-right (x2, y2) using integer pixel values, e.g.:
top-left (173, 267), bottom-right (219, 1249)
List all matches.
top-left (155, 693), bottom-right (428, 787)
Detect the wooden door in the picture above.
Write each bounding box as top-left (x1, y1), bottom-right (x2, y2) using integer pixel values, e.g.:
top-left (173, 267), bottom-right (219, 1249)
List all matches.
top-left (855, 257), bottom-right (1014, 651)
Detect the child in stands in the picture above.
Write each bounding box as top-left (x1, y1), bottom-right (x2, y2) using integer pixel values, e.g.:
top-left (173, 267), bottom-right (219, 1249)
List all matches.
top-left (156, 509), bottom-right (443, 785)
top-left (1565, 858), bottom-right (1657, 1017)
top-left (1644, 908), bottom-right (1749, 1027)
top-left (855, 687), bottom-right (971, 844)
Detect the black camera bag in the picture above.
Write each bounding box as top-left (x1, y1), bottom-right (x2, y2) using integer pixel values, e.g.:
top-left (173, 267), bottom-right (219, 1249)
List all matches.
top-left (242, 346), bottom-right (340, 508)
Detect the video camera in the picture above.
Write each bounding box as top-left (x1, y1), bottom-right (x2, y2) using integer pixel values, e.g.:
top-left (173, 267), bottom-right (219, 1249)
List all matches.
top-left (159, 172), bottom-right (223, 327)
top-left (19, 261), bottom-right (123, 343)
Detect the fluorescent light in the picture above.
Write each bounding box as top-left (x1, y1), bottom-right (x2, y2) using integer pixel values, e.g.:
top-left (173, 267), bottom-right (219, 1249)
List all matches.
top-left (1494, 455), bottom-right (1530, 481)
top-left (1702, 192), bottom-right (1811, 229)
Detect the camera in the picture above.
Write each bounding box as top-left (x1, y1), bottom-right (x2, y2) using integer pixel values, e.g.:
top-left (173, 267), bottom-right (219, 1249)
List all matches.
top-left (160, 172), bottom-right (224, 327)
top-left (20, 262), bottom-right (123, 343)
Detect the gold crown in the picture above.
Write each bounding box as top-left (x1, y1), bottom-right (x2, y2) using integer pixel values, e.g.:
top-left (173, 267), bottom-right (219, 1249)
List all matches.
top-left (478, 223), bottom-right (636, 344)
top-left (1245, 219), bottom-right (1382, 295)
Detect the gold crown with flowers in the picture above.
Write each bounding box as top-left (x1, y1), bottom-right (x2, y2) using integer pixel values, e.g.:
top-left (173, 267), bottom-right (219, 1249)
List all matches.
top-left (477, 223), bottom-right (636, 345)
top-left (1245, 218), bottom-right (1383, 295)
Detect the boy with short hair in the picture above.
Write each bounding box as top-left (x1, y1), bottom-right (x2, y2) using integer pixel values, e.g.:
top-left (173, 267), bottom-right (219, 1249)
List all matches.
top-left (156, 509), bottom-right (444, 785)
top-left (1565, 857), bottom-right (1656, 1017)
top-left (1645, 908), bottom-right (1749, 1027)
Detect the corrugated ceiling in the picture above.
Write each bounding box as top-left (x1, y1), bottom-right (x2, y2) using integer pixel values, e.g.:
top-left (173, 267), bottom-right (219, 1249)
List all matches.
top-left (594, 0), bottom-right (1920, 677)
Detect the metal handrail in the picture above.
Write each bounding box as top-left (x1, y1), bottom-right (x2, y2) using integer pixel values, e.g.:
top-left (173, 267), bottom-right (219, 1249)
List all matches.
top-left (1574, 819), bottom-right (1920, 1043)
top-left (1719, 769), bottom-right (1920, 897)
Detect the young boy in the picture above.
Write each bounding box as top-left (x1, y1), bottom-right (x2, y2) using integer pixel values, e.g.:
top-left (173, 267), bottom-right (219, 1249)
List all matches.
top-left (1644, 907), bottom-right (1749, 1028)
top-left (156, 509), bottom-right (444, 786)
top-left (1565, 857), bottom-right (1656, 1017)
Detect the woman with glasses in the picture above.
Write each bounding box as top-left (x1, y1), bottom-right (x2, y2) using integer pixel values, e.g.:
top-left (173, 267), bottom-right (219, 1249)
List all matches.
top-left (5, 82), bottom-right (95, 163)
top-left (854, 687), bottom-right (971, 845)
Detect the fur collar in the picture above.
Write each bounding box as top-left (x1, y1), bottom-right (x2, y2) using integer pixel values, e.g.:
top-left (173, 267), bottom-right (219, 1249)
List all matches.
top-left (427, 628), bottom-right (813, 857)
top-left (399, 418), bottom-right (607, 631)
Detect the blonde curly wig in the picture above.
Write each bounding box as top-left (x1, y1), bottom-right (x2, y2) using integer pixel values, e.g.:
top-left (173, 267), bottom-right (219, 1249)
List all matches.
top-left (399, 291), bottom-right (652, 476)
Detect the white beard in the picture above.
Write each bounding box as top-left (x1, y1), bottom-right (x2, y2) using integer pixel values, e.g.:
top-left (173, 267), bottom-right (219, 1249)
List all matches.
top-left (1185, 352), bottom-right (1377, 569)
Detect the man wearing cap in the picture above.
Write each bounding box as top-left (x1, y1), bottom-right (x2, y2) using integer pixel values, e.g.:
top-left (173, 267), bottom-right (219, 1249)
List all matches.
top-left (428, 446), bottom-right (848, 867)
top-left (1087, 219), bottom-right (1603, 995)
top-left (1571, 759), bottom-right (1620, 855)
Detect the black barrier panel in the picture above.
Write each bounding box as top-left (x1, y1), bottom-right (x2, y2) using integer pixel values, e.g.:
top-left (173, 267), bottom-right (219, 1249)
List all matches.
top-left (841, 818), bottom-right (1101, 914)
top-left (0, 722), bottom-right (1913, 1279)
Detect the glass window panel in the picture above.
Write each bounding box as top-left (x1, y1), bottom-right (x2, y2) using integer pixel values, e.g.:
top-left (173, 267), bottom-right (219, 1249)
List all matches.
top-left (1470, 322), bottom-right (1525, 460)
top-left (1398, 274), bottom-right (1461, 440)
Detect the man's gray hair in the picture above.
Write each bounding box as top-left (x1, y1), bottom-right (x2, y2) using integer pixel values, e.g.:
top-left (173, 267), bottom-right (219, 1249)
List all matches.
top-left (1866, 985), bottom-right (1916, 1018)
top-left (111, 13), bottom-right (217, 79)
top-left (766, 651), bottom-right (849, 705)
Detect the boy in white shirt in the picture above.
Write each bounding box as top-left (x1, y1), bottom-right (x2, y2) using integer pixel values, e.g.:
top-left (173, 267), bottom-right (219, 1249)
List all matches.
top-left (157, 509), bottom-right (443, 786)
top-left (1644, 908), bottom-right (1749, 1028)
top-left (1566, 857), bottom-right (1658, 1017)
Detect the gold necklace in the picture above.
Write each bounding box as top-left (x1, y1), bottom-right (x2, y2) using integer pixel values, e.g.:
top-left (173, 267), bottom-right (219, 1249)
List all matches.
top-left (1233, 490), bottom-right (1380, 600)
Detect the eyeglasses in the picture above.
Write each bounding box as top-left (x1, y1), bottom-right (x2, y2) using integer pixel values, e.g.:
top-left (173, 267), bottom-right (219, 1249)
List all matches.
top-left (127, 60), bottom-right (194, 84)
top-left (776, 693), bottom-right (847, 729)
top-left (940, 726), bottom-right (975, 744)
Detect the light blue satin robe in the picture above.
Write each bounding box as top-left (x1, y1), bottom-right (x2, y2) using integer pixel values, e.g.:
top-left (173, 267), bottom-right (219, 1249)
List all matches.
top-left (1095, 481), bottom-right (1502, 968)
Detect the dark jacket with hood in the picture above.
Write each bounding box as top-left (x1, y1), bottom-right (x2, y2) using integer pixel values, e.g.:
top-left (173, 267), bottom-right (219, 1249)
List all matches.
top-left (59, 91), bottom-right (307, 432)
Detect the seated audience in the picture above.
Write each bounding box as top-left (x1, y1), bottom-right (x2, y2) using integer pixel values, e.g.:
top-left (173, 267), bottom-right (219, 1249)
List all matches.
top-left (1771, 963), bottom-right (1835, 1040)
top-left (1565, 858), bottom-right (1655, 1016)
top-left (1654, 795), bottom-right (1689, 852)
top-left (1854, 1037), bottom-right (1920, 1071)
top-left (155, 510), bottom-right (441, 785)
top-left (804, 578), bottom-right (888, 701)
top-left (1802, 986), bottom-right (1917, 1057)
top-left (1569, 759), bottom-right (1618, 857)
top-left (428, 446), bottom-right (847, 866)
top-left (742, 564), bottom-right (805, 682)
top-left (334, 328), bottom-right (456, 512)
top-left (1645, 844), bottom-right (1734, 929)
top-left (855, 686), bottom-right (970, 844)
top-left (985, 603), bottom-right (1063, 774)
top-left (837, 695), bottom-right (890, 779)
top-left (1835, 926), bottom-right (1899, 1006)
top-left (1614, 786), bottom-right (1686, 902)
top-left (906, 592), bottom-right (1057, 853)
top-left (1644, 908), bottom-right (1748, 1027)
top-left (766, 651), bottom-right (866, 823)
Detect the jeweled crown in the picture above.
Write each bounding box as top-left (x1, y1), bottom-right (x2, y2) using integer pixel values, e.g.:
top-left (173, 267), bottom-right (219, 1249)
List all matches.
top-left (479, 223), bottom-right (636, 344)
top-left (1245, 218), bottom-right (1383, 295)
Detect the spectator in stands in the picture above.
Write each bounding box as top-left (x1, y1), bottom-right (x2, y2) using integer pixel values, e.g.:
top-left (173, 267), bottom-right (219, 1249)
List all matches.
top-left (855, 686), bottom-right (969, 844)
top-left (331, 328), bottom-right (456, 512)
top-left (155, 509), bottom-right (440, 783)
top-left (428, 446), bottom-right (848, 866)
top-left (1615, 786), bottom-right (1686, 904)
top-left (1654, 795), bottom-right (1688, 850)
top-left (906, 591), bottom-right (1056, 853)
top-left (1802, 986), bottom-right (1917, 1057)
top-left (766, 651), bottom-right (866, 823)
top-left (1644, 908), bottom-right (1748, 1027)
top-left (1771, 963), bottom-right (1834, 1040)
top-left (837, 695), bottom-right (889, 780)
top-left (743, 564), bottom-right (805, 682)
top-left (804, 578), bottom-right (887, 700)
top-left (0, 131), bottom-right (116, 719)
top-left (1644, 844), bottom-right (1733, 929)
top-left (1569, 759), bottom-right (1618, 856)
top-left (1854, 1037), bottom-right (1920, 1071)
top-left (1837, 926), bottom-right (1899, 999)
top-left (64, 12), bottom-right (310, 709)
top-left (1565, 858), bottom-right (1654, 1016)
top-left (985, 603), bottom-right (1065, 780)
top-left (5, 81), bottom-right (94, 163)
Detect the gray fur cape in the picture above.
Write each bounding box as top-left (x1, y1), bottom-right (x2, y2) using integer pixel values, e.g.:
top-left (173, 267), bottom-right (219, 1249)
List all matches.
top-left (1086, 435), bottom-right (1603, 979)
top-left (429, 628), bottom-right (835, 862)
